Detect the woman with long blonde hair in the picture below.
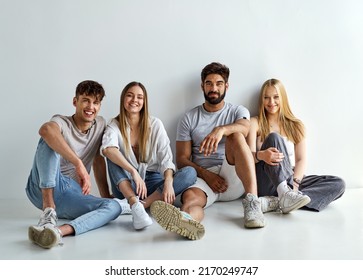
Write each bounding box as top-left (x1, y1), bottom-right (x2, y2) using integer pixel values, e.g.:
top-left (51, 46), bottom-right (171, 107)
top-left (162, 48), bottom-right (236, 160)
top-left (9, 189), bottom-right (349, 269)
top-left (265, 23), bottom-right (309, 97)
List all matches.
top-left (101, 81), bottom-right (197, 230)
top-left (247, 79), bottom-right (345, 212)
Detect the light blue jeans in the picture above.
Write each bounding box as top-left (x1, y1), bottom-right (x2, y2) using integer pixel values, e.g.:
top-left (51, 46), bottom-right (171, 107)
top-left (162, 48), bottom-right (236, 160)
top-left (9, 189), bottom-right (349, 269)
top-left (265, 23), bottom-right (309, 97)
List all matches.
top-left (25, 139), bottom-right (121, 235)
top-left (107, 159), bottom-right (197, 200)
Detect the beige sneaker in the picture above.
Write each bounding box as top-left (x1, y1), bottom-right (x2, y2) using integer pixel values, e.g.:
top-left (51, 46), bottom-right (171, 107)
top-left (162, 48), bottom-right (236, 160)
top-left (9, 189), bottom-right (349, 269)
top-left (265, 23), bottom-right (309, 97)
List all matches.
top-left (150, 200), bottom-right (205, 240)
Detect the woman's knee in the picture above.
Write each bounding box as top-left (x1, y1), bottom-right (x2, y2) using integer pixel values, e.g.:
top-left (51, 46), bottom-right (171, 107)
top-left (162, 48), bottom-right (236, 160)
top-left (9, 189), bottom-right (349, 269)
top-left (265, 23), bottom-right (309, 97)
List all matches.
top-left (265, 132), bottom-right (284, 144)
top-left (177, 166), bottom-right (197, 186)
top-left (261, 132), bottom-right (286, 150)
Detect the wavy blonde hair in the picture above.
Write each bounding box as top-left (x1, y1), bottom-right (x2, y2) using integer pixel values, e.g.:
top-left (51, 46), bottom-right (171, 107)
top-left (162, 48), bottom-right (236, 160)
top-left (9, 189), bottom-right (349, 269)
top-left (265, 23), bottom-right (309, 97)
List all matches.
top-left (258, 79), bottom-right (305, 144)
top-left (117, 81), bottom-right (150, 163)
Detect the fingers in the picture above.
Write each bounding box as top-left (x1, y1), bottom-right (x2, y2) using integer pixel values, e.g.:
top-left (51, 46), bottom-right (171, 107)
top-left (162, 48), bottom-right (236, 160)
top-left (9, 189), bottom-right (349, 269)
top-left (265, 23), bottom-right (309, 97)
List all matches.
top-left (82, 184), bottom-right (91, 195)
top-left (211, 181), bottom-right (228, 193)
top-left (79, 177), bottom-right (91, 195)
top-left (136, 183), bottom-right (147, 200)
top-left (163, 193), bottom-right (175, 204)
top-left (200, 136), bottom-right (219, 156)
top-left (265, 152), bottom-right (285, 166)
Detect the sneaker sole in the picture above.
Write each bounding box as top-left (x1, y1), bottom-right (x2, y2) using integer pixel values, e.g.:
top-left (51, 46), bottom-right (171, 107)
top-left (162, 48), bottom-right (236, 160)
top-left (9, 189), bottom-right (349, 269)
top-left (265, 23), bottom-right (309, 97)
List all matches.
top-left (28, 226), bottom-right (58, 249)
top-left (281, 196), bottom-right (311, 214)
top-left (150, 201), bottom-right (205, 240)
top-left (244, 218), bottom-right (265, 228)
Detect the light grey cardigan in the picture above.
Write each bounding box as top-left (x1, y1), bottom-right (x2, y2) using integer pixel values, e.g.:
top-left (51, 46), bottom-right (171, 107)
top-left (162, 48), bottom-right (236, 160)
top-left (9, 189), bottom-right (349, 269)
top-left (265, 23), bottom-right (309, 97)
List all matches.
top-left (100, 116), bottom-right (175, 180)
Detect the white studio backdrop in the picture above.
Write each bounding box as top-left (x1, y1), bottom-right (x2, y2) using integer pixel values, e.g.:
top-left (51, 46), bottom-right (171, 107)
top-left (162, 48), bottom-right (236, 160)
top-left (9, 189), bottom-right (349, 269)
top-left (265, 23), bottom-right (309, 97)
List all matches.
top-left (1, 0), bottom-right (362, 199)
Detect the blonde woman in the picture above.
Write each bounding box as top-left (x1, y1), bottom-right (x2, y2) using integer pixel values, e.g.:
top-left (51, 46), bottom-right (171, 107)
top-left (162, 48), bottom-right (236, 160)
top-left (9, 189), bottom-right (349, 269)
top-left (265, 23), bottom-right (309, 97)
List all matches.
top-left (101, 81), bottom-right (197, 230)
top-left (247, 79), bottom-right (345, 212)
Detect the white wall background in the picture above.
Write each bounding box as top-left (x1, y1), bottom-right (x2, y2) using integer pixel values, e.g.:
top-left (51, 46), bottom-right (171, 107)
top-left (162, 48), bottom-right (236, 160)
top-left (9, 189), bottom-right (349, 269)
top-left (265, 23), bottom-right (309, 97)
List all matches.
top-left (1, 0), bottom-right (362, 199)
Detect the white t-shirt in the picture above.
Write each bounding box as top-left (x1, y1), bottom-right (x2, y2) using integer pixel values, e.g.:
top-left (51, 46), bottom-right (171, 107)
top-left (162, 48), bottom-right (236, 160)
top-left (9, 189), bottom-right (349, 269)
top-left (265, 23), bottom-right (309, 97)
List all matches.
top-left (50, 114), bottom-right (106, 181)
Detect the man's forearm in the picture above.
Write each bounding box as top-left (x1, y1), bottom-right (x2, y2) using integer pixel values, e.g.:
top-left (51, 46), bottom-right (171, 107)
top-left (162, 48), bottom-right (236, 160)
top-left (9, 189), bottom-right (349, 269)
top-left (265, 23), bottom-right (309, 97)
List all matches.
top-left (177, 157), bottom-right (208, 181)
top-left (93, 154), bottom-right (112, 198)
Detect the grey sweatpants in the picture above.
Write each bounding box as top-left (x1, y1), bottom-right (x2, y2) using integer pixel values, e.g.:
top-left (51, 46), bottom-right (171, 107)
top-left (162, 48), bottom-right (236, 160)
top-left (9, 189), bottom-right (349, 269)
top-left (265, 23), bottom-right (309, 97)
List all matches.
top-left (255, 133), bottom-right (345, 211)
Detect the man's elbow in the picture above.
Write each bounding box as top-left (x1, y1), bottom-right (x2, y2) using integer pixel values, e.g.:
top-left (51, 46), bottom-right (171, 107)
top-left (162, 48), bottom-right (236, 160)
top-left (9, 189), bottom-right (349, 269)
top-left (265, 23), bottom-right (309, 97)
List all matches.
top-left (39, 123), bottom-right (53, 138)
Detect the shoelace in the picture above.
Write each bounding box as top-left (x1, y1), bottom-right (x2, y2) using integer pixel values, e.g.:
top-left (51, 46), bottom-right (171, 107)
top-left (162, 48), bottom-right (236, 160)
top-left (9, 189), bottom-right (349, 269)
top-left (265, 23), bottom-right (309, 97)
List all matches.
top-left (38, 209), bottom-right (57, 226)
top-left (286, 190), bottom-right (302, 199)
top-left (266, 197), bottom-right (279, 207)
top-left (246, 197), bottom-right (261, 214)
top-left (120, 203), bottom-right (131, 214)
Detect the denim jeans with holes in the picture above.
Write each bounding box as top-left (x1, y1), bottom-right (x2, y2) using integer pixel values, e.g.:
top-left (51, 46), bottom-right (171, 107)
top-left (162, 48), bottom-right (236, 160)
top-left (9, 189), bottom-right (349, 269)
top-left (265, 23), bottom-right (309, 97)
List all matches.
top-left (107, 158), bottom-right (197, 200)
top-left (25, 138), bottom-right (121, 235)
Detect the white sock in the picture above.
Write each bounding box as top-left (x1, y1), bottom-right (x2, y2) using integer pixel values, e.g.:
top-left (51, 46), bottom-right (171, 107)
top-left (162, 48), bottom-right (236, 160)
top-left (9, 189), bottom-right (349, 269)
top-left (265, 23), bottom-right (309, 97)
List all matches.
top-left (277, 181), bottom-right (290, 198)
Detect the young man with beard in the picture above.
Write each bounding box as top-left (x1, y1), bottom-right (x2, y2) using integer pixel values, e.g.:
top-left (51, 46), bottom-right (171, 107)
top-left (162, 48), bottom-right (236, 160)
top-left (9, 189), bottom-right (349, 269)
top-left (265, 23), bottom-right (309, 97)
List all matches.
top-left (151, 62), bottom-right (267, 240)
top-left (26, 80), bottom-right (125, 249)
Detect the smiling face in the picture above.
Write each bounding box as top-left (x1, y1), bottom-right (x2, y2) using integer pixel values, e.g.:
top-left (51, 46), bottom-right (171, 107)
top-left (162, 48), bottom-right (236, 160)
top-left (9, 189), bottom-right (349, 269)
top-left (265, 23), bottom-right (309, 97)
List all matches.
top-left (73, 94), bottom-right (101, 125)
top-left (123, 85), bottom-right (145, 115)
top-left (263, 85), bottom-right (280, 115)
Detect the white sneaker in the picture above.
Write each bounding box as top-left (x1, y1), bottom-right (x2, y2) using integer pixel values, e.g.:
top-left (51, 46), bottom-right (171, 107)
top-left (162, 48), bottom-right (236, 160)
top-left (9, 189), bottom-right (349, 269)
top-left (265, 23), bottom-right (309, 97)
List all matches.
top-left (113, 198), bottom-right (132, 215)
top-left (150, 200), bottom-right (205, 240)
top-left (279, 188), bottom-right (311, 213)
top-left (131, 201), bottom-right (153, 230)
top-left (28, 208), bottom-right (63, 249)
top-left (242, 193), bottom-right (265, 228)
top-left (259, 196), bottom-right (279, 213)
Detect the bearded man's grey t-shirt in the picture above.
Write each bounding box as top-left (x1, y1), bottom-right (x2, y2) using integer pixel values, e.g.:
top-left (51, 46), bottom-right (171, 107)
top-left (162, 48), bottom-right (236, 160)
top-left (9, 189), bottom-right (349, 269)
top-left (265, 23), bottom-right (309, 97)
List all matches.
top-left (176, 102), bottom-right (250, 169)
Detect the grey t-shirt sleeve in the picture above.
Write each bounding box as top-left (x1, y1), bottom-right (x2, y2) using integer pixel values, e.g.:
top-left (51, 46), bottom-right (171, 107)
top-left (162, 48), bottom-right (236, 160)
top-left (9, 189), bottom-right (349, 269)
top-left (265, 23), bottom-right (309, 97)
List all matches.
top-left (235, 105), bottom-right (250, 121)
top-left (50, 114), bottom-right (68, 132)
top-left (176, 114), bottom-right (192, 142)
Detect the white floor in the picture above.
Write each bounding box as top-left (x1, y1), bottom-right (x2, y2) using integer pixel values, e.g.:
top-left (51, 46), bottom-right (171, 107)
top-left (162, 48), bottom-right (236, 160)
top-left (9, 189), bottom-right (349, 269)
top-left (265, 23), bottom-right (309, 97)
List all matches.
top-left (1, 188), bottom-right (362, 260)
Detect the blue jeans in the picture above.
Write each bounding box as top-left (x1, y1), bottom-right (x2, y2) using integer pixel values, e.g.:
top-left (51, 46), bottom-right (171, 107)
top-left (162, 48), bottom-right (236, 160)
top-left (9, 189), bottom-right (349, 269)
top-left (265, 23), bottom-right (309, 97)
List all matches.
top-left (25, 139), bottom-right (121, 235)
top-left (107, 159), bottom-right (197, 200)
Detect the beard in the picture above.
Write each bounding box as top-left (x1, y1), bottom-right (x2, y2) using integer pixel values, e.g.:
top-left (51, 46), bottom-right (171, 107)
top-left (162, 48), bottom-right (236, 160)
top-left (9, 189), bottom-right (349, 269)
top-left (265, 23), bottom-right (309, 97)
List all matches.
top-left (203, 89), bottom-right (226, 104)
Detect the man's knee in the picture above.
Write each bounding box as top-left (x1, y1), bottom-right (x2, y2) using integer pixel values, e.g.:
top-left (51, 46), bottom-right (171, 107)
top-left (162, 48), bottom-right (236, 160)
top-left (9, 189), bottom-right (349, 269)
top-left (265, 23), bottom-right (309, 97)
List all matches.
top-left (181, 187), bottom-right (207, 208)
top-left (225, 132), bottom-right (249, 164)
top-left (226, 132), bottom-right (245, 146)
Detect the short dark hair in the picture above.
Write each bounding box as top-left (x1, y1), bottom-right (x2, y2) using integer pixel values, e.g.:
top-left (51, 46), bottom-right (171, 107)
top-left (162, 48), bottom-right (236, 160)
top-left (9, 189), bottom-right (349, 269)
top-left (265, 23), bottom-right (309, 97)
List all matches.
top-left (201, 62), bottom-right (230, 83)
top-left (75, 80), bottom-right (105, 101)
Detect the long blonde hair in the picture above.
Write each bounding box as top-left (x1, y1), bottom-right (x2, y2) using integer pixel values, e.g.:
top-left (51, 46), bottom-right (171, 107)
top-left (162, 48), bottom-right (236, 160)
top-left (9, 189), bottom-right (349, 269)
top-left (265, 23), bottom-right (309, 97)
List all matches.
top-left (258, 79), bottom-right (305, 144)
top-left (117, 81), bottom-right (150, 163)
